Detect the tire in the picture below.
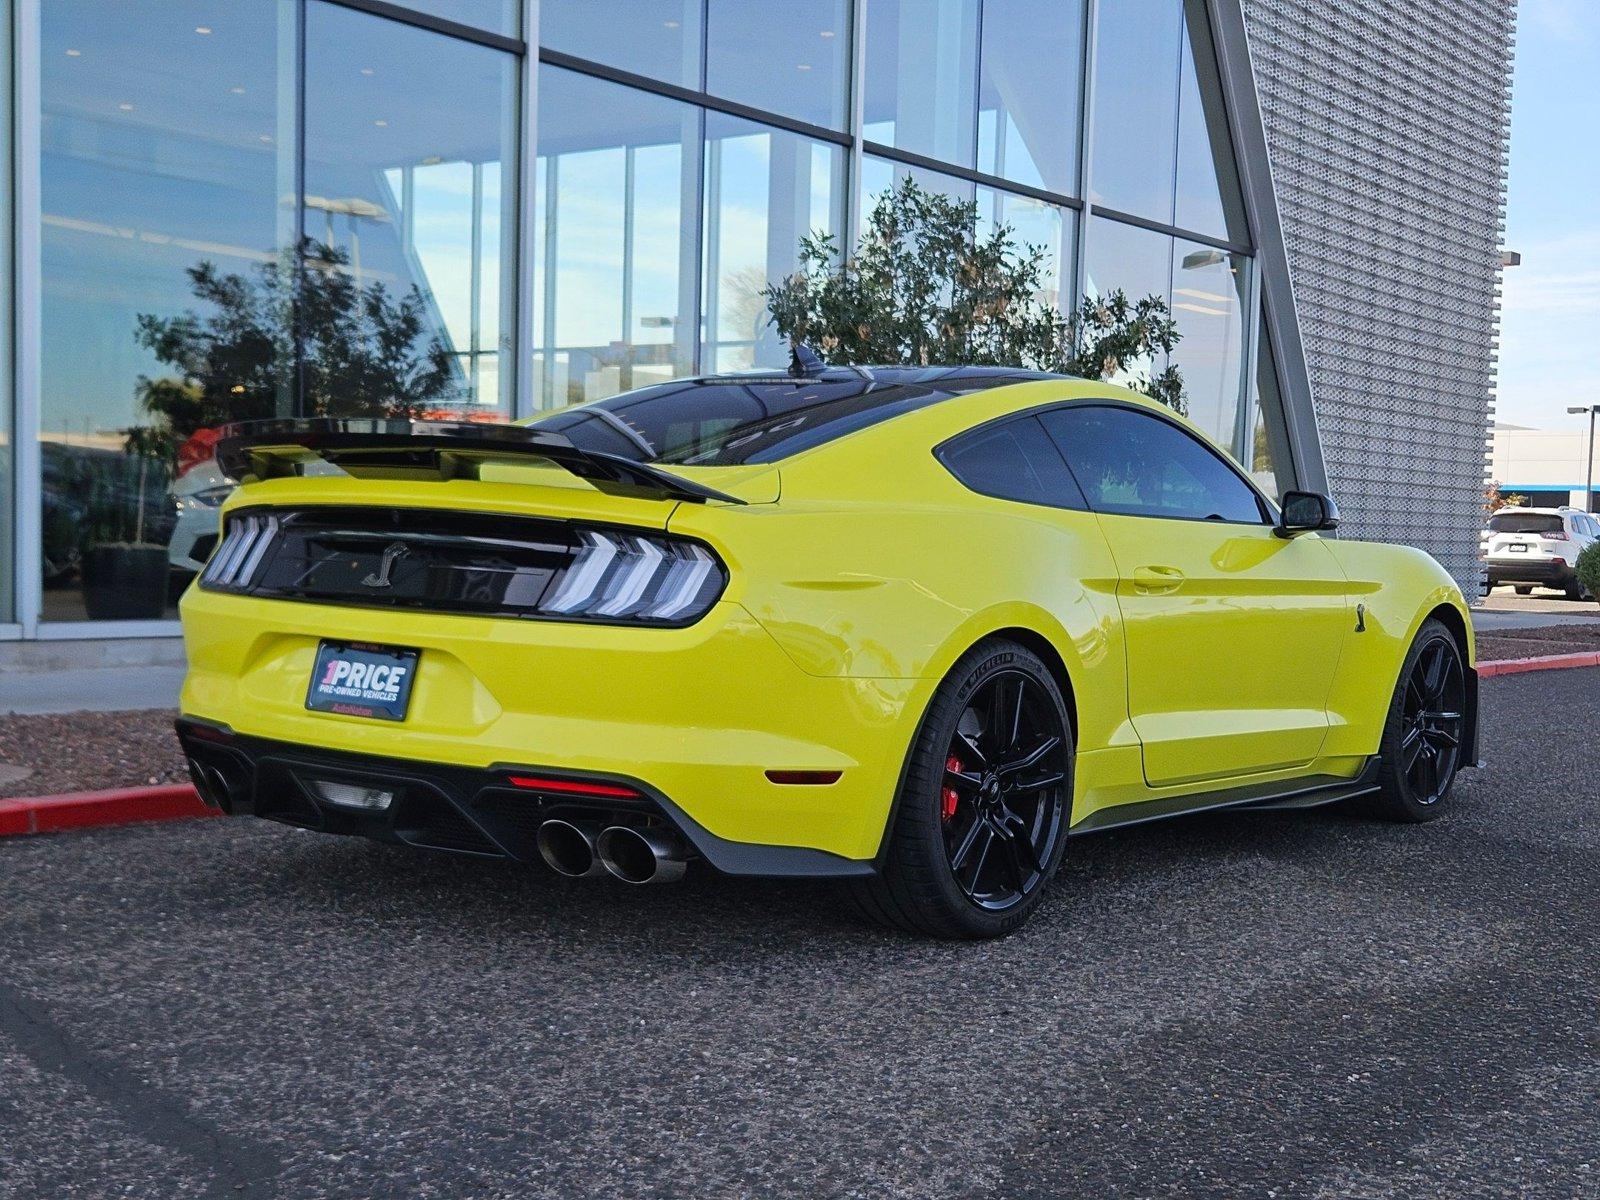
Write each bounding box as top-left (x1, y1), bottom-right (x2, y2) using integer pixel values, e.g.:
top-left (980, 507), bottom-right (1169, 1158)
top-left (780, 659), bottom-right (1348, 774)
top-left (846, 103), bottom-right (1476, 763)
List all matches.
top-left (1360, 618), bottom-right (1467, 823)
top-left (850, 638), bottom-right (1074, 939)
top-left (1565, 582), bottom-right (1588, 602)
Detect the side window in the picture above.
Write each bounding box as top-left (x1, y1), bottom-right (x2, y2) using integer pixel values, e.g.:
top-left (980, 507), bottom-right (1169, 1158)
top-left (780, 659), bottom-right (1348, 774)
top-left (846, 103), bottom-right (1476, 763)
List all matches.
top-left (939, 415), bottom-right (1088, 510)
top-left (1041, 404), bottom-right (1266, 524)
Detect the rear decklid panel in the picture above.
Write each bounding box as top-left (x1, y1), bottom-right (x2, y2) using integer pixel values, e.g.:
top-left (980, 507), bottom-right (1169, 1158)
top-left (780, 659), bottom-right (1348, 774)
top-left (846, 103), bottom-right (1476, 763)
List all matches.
top-left (195, 419), bottom-right (781, 627)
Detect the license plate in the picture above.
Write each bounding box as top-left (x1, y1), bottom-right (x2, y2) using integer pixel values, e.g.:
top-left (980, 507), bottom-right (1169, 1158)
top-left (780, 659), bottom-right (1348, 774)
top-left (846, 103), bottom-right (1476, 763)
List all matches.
top-left (1508, 543), bottom-right (1528, 553)
top-left (306, 641), bottom-right (419, 721)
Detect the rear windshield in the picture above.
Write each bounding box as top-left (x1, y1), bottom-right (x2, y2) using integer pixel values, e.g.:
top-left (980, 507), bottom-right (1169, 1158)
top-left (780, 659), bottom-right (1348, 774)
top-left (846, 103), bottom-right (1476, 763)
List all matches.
top-left (1489, 513), bottom-right (1564, 534)
top-left (531, 372), bottom-right (1046, 466)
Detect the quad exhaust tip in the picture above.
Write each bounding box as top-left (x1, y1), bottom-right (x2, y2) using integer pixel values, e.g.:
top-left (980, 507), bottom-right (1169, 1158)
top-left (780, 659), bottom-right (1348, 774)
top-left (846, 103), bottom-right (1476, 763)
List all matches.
top-left (596, 825), bottom-right (687, 885)
top-left (536, 818), bottom-right (688, 884)
top-left (535, 819), bottom-right (606, 878)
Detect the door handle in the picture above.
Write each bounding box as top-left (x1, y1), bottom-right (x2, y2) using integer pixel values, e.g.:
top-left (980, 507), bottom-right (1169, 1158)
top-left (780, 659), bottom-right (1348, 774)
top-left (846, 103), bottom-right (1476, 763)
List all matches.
top-left (1131, 565), bottom-right (1186, 594)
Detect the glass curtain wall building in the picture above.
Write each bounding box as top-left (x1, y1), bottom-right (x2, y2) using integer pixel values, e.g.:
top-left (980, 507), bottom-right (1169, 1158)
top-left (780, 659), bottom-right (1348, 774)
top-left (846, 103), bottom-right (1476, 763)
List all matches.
top-left (19, 0), bottom-right (519, 628)
top-left (536, 0), bottom-right (1285, 480)
top-left (2, 0), bottom-right (1296, 636)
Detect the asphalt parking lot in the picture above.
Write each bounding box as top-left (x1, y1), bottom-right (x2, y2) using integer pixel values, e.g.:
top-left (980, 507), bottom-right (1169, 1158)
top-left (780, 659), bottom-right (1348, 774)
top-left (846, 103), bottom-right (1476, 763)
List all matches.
top-left (2, 669), bottom-right (1596, 1199)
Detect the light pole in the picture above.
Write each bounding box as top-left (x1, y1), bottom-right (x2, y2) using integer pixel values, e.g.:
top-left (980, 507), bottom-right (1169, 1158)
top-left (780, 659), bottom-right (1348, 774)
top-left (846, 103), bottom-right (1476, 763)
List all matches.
top-left (1567, 403), bottom-right (1599, 513)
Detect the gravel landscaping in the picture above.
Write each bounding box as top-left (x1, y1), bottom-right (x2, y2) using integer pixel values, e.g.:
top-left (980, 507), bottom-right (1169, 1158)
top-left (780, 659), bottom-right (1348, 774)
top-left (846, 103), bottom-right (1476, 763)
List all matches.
top-left (0, 709), bottom-right (186, 799)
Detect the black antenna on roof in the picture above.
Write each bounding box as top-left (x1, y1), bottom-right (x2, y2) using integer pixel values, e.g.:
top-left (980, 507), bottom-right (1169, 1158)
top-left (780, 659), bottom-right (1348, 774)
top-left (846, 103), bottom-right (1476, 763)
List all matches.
top-left (788, 338), bottom-right (826, 378)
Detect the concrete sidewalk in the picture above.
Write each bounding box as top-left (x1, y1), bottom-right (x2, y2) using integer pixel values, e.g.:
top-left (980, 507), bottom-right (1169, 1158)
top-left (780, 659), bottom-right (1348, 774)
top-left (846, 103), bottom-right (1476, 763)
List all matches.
top-left (0, 665), bottom-right (186, 715)
top-left (1470, 608), bottom-right (1600, 631)
top-left (0, 638), bottom-right (186, 714)
top-left (1474, 591), bottom-right (1600, 631)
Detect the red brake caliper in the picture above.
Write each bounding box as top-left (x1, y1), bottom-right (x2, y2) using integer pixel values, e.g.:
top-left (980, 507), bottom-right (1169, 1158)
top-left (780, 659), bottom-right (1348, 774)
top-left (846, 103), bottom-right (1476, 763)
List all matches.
top-left (942, 755), bottom-right (963, 822)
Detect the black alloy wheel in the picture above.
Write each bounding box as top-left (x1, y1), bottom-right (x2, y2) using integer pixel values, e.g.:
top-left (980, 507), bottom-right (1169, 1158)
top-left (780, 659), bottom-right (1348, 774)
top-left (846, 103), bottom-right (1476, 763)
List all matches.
top-left (938, 672), bottom-right (1069, 910)
top-left (1399, 637), bottom-right (1465, 806)
top-left (1366, 618), bottom-right (1467, 822)
top-left (852, 638), bottom-right (1074, 938)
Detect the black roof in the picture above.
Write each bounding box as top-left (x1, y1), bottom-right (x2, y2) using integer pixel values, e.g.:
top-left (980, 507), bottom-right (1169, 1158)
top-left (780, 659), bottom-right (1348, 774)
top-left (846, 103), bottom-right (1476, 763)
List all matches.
top-left (531, 365), bottom-right (1076, 467)
top-left (699, 364), bottom-right (1069, 387)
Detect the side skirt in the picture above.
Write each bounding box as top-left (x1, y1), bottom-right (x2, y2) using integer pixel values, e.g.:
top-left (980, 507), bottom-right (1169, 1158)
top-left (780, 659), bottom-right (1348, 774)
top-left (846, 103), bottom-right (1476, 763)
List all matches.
top-left (1068, 757), bottom-right (1382, 838)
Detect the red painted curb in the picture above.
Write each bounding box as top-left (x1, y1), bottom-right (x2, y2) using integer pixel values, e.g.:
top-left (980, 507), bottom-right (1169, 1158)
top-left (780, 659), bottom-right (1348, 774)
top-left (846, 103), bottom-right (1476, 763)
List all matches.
top-left (1478, 652), bottom-right (1600, 678)
top-left (0, 784), bottom-right (216, 837)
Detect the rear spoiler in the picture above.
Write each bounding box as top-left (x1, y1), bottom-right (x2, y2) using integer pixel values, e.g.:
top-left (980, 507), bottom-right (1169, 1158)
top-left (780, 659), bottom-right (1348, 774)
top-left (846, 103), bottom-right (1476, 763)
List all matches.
top-left (213, 418), bottom-right (746, 506)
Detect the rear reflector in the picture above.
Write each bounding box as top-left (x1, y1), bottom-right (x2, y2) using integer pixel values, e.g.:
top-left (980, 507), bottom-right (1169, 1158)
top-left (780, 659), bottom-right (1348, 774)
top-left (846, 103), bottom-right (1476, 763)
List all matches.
top-left (506, 775), bottom-right (641, 799)
top-left (182, 722), bottom-right (235, 744)
top-left (765, 770), bottom-right (843, 786)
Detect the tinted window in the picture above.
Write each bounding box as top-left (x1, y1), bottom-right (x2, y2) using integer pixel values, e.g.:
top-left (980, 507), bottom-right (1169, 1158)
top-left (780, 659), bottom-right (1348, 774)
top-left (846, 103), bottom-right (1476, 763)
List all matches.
top-left (706, 0), bottom-right (851, 129)
top-left (305, 2), bottom-right (518, 412)
top-left (534, 68), bottom-right (696, 407)
top-left (1488, 512), bottom-right (1563, 535)
top-left (702, 113), bottom-right (846, 372)
top-left (40, 0), bottom-right (287, 624)
top-left (533, 371), bottom-right (1048, 466)
top-left (1174, 0), bottom-right (1248, 243)
top-left (977, 0), bottom-right (1086, 195)
top-left (1042, 405), bottom-right (1264, 523)
top-left (539, 1), bottom-right (700, 89)
top-left (401, 0), bottom-right (518, 35)
top-left (862, 0), bottom-right (979, 166)
top-left (941, 417), bottom-right (1087, 509)
top-left (1090, 0), bottom-right (1180, 220)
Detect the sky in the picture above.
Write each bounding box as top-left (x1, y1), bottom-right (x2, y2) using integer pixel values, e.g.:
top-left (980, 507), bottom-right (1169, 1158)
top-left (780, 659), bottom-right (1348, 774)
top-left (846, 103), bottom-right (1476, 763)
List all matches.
top-left (1496, 0), bottom-right (1600, 430)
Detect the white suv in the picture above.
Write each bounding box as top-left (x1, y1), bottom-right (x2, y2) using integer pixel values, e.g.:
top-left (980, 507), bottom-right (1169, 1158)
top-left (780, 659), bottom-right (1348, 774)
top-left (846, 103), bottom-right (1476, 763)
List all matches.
top-left (1484, 506), bottom-right (1599, 599)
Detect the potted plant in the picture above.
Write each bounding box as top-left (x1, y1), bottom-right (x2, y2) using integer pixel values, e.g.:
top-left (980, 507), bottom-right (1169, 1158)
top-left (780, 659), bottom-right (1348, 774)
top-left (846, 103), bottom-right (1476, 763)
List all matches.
top-left (79, 424), bottom-right (178, 621)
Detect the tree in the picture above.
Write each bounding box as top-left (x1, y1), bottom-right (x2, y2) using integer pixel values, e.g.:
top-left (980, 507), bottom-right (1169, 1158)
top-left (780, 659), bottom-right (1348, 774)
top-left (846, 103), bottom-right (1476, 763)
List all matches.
top-left (1061, 290), bottom-right (1185, 414)
top-left (134, 237), bottom-right (461, 442)
top-left (762, 179), bottom-right (1186, 412)
top-left (1576, 541), bottom-right (1600, 605)
top-left (1483, 480), bottom-right (1527, 512)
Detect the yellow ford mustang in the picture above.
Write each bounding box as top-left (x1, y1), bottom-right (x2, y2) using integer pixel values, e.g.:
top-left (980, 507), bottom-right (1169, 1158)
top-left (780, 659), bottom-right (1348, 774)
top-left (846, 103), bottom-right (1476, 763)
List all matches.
top-left (176, 364), bottom-right (1478, 938)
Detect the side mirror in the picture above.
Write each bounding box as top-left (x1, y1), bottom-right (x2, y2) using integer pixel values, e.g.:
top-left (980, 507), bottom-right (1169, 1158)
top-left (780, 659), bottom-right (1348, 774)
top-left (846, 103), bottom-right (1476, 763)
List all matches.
top-left (1275, 490), bottom-right (1340, 538)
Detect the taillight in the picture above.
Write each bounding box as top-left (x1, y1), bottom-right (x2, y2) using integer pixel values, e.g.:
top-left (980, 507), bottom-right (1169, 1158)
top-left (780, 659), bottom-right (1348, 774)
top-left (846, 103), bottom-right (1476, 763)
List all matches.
top-left (199, 511), bottom-right (727, 626)
top-left (1544, 532), bottom-right (1569, 542)
top-left (201, 512), bottom-right (280, 589)
top-left (541, 528), bottom-right (725, 624)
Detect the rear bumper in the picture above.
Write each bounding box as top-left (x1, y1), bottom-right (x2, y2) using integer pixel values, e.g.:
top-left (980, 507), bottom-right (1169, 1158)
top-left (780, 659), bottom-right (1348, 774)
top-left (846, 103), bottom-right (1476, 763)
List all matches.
top-left (177, 587), bottom-right (923, 863)
top-left (175, 720), bottom-right (873, 876)
top-left (1485, 556), bottom-right (1575, 585)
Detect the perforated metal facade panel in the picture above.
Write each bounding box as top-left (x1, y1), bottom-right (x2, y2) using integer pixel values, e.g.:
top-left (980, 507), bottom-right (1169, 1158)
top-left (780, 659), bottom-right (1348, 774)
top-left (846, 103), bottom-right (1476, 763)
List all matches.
top-left (1239, 0), bottom-right (1514, 593)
